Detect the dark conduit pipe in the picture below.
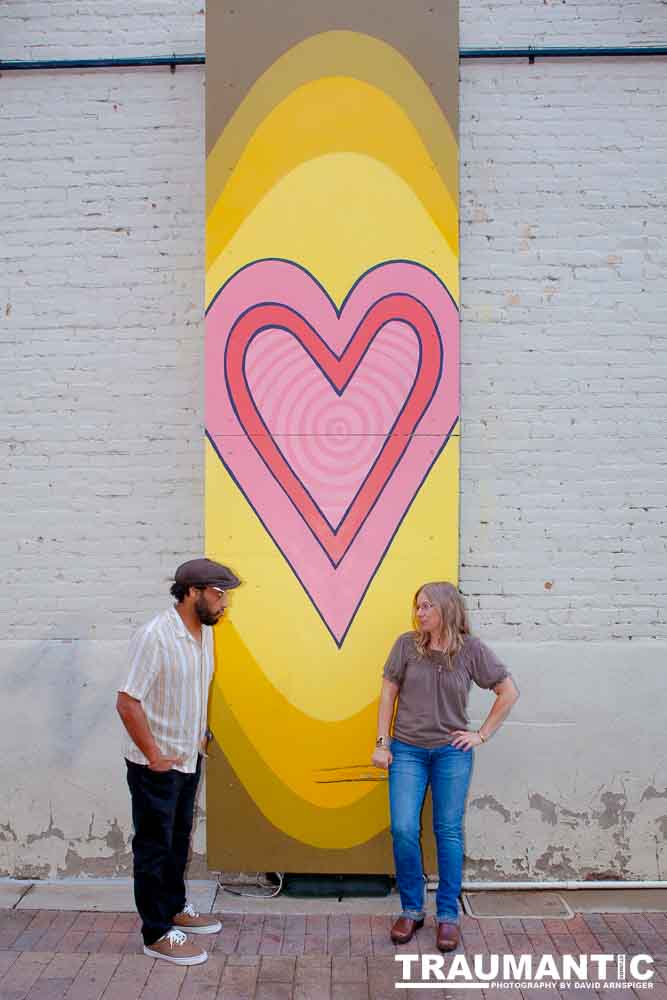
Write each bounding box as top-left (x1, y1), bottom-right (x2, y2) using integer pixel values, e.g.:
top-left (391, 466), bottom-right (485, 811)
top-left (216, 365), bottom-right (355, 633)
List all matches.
top-left (1, 46), bottom-right (666, 72)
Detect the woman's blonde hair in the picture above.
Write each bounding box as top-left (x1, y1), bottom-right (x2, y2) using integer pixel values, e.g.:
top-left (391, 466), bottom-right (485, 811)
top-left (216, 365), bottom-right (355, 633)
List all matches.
top-left (413, 581), bottom-right (470, 658)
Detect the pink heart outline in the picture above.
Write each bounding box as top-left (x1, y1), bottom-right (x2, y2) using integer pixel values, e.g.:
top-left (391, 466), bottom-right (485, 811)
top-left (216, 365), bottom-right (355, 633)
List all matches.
top-left (206, 259), bottom-right (459, 645)
top-left (223, 294), bottom-right (443, 566)
top-left (240, 309), bottom-right (422, 534)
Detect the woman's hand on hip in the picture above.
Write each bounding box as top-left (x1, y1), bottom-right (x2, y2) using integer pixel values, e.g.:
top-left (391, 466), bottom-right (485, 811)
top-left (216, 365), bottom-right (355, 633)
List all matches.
top-left (372, 747), bottom-right (393, 769)
top-left (450, 730), bottom-right (483, 750)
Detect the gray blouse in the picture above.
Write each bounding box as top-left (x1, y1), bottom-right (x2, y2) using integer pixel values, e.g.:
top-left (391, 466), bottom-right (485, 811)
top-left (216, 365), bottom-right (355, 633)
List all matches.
top-left (382, 632), bottom-right (511, 748)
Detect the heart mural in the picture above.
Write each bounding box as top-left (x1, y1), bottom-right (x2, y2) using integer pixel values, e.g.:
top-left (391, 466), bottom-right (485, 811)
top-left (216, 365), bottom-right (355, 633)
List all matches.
top-left (205, 258), bottom-right (459, 644)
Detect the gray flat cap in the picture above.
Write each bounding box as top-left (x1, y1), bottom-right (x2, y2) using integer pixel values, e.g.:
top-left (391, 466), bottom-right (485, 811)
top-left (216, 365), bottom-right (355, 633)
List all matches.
top-left (174, 558), bottom-right (241, 591)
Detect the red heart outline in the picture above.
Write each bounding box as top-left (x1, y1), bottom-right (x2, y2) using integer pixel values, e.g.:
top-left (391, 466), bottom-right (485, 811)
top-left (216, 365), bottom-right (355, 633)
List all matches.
top-left (224, 293), bottom-right (443, 565)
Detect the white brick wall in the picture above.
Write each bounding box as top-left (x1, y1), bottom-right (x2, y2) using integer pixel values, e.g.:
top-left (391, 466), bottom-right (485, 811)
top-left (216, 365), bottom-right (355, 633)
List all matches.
top-left (1, 0), bottom-right (666, 876)
top-left (1, 1), bottom-right (205, 60)
top-left (459, 54), bottom-right (667, 640)
top-left (460, 0), bottom-right (667, 47)
top-left (1, 67), bottom-right (206, 640)
top-left (3, 0), bottom-right (667, 56)
top-left (2, 1), bottom-right (665, 642)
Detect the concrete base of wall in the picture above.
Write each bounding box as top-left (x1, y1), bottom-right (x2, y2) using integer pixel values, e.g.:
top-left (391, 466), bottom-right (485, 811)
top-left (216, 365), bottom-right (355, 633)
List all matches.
top-left (2, 639), bottom-right (665, 879)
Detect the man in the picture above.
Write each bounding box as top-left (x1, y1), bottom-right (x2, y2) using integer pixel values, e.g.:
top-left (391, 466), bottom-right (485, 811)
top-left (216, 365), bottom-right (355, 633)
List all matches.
top-left (117, 557), bottom-right (241, 966)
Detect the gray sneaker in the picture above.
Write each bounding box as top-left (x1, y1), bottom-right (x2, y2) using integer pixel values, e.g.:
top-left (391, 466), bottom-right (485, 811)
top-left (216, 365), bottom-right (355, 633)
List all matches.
top-left (143, 928), bottom-right (208, 965)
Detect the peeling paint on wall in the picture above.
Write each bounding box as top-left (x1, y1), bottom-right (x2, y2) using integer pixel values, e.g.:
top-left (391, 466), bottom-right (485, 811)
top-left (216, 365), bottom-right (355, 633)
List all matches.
top-left (534, 845), bottom-right (578, 879)
top-left (529, 793), bottom-right (558, 826)
top-left (642, 786), bottom-right (667, 801)
top-left (470, 795), bottom-right (513, 824)
top-left (26, 806), bottom-right (64, 846)
top-left (596, 791), bottom-right (635, 831)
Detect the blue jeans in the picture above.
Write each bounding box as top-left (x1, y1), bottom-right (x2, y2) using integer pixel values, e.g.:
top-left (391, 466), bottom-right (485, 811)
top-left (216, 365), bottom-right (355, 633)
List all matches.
top-left (389, 738), bottom-right (473, 923)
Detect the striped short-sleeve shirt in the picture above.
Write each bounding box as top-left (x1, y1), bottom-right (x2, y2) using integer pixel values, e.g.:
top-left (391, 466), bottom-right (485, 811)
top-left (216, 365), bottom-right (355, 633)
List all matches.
top-left (119, 607), bottom-right (215, 774)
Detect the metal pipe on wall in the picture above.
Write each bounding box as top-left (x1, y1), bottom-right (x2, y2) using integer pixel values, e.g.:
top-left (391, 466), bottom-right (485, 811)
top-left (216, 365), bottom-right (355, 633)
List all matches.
top-left (1, 46), bottom-right (666, 73)
top-left (461, 880), bottom-right (667, 890)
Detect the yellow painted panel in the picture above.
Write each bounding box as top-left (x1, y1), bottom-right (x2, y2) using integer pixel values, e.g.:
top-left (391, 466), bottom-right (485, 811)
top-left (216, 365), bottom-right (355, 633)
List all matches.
top-left (206, 152), bottom-right (458, 310)
top-left (206, 30), bottom-right (458, 217)
top-left (206, 76), bottom-right (458, 271)
top-left (205, 23), bottom-right (459, 860)
top-left (210, 663), bottom-right (390, 847)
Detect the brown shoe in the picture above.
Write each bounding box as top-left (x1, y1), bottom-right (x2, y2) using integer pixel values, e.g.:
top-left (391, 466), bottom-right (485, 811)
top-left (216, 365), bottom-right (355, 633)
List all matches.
top-left (436, 921), bottom-right (460, 952)
top-left (143, 929), bottom-right (208, 965)
top-left (173, 902), bottom-right (222, 935)
top-left (390, 915), bottom-right (425, 944)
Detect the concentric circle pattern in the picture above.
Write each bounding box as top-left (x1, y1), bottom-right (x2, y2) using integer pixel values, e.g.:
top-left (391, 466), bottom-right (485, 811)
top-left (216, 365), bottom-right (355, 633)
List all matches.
top-left (245, 321), bottom-right (419, 526)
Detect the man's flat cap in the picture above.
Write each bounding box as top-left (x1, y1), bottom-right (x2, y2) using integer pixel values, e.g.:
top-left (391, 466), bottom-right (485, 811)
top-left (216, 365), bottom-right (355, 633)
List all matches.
top-left (174, 558), bottom-right (241, 591)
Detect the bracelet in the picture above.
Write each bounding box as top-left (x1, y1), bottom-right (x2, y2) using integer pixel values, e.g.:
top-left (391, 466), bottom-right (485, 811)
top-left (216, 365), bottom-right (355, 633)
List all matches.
top-left (477, 730), bottom-right (486, 743)
top-left (375, 736), bottom-right (390, 749)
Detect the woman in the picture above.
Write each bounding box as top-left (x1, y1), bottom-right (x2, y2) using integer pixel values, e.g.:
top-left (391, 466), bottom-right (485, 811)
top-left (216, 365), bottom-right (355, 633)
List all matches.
top-left (372, 582), bottom-right (519, 951)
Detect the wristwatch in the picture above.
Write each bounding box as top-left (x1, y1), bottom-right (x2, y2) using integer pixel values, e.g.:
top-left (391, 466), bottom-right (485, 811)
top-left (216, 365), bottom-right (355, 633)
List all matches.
top-left (375, 736), bottom-right (390, 749)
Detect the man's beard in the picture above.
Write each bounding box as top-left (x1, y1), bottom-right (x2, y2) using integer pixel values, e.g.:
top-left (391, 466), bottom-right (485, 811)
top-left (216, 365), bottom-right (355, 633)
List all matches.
top-left (195, 595), bottom-right (221, 626)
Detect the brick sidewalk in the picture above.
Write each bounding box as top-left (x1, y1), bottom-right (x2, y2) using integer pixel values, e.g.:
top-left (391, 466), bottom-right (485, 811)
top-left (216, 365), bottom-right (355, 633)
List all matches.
top-left (1, 910), bottom-right (667, 999)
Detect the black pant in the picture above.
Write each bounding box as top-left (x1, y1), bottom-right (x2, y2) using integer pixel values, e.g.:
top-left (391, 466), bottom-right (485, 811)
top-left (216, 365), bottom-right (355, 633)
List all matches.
top-left (125, 756), bottom-right (201, 946)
